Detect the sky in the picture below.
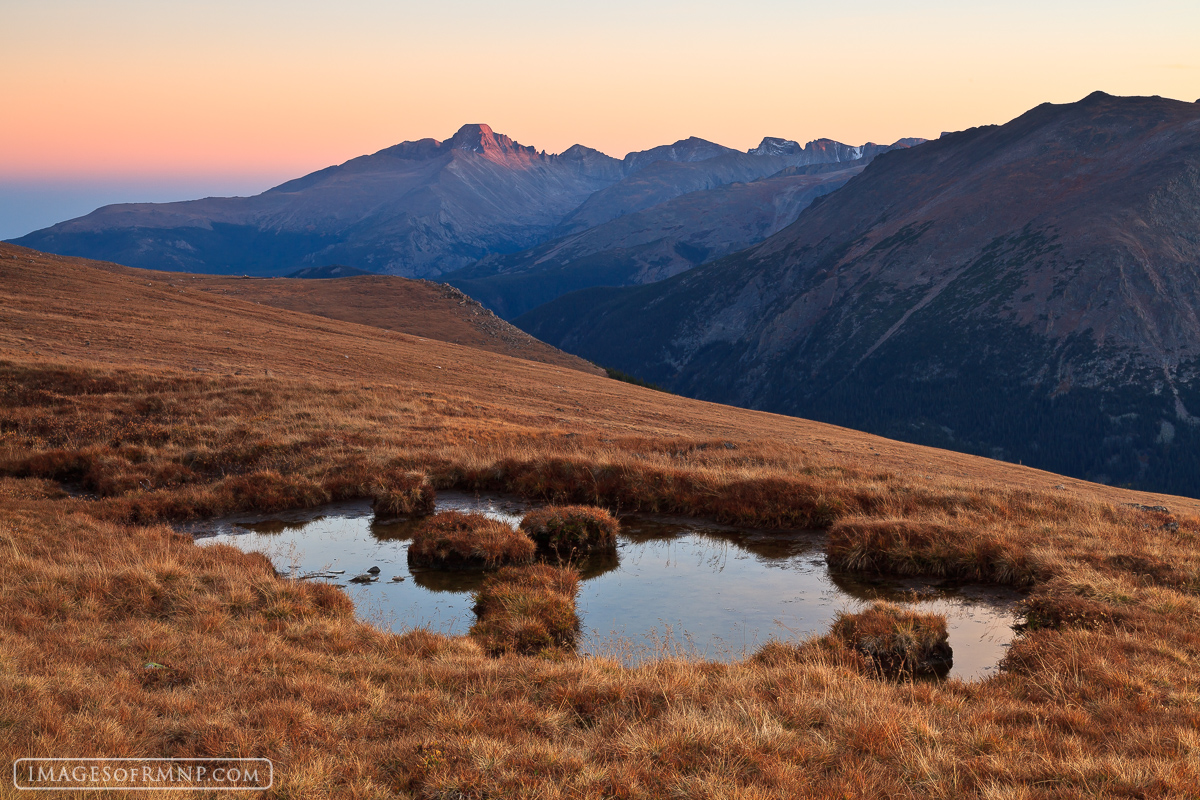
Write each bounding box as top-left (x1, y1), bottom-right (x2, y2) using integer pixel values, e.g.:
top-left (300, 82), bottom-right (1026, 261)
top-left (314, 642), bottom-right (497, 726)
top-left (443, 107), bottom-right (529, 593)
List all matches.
top-left (2, 0), bottom-right (1199, 239)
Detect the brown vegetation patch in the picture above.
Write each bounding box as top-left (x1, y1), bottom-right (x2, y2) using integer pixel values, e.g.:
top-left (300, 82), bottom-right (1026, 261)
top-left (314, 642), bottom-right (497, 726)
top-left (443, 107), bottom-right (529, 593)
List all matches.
top-left (407, 511), bottom-right (536, 569)
top-left (519, 504), bottom-right (619, 557)
top-left (370, 471), bottom-right (436, 518)
top-left (827, 518), bottom-right (1040, 586)
top-left (0, 476), bottom-right (66, 501)
top-left (470, 564), bottom-right (581, 656)
top-left (828, 602), bottom-right (953, 678)
top-left (490, 459), bottom-right (853, 527)
top-left (218, 470), bottom-right (331, 512)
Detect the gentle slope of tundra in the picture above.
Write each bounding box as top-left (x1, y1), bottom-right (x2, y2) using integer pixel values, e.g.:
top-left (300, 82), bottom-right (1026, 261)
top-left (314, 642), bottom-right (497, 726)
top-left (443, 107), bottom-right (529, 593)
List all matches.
top-left (2, 243), bottom-right (1199, 797)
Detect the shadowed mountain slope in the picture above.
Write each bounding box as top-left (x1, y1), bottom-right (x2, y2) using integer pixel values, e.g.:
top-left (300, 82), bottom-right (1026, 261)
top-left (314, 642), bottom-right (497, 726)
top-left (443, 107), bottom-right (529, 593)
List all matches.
top-left (446, 164), bottom-right (868, 319)
top-left (518, 92), bottom-right (1200, 496)
top-left (286, 264), bottom-right (375, 279)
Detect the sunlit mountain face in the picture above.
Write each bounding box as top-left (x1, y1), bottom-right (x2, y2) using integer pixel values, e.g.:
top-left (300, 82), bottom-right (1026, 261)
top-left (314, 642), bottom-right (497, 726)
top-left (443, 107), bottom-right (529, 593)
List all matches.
top-left (10, 124), bottom-right (917, 281)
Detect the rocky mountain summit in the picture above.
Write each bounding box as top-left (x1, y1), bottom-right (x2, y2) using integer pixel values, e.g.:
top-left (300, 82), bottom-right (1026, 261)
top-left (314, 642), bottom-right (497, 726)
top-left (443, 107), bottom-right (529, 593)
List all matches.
top-left (748, 136), bottom-right (924, 161)
top-left (550, 136), bottom-right (923, 237)
top-left (14, 124), bottom-right (623, 278)
top-left (518, 93), bottom-right (1200, 495)
top-left (11, 125), bottom-right (920, 282)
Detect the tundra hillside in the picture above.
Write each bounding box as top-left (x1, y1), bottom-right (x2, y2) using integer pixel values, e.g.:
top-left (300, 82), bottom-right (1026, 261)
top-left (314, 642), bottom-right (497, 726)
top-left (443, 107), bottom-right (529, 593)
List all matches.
top-left (519, 93), bottom-right (1200, 496)
top-left (1, 243), bottom-right (1199, 798)
top-left (74, 258), bottom-right (602, 374)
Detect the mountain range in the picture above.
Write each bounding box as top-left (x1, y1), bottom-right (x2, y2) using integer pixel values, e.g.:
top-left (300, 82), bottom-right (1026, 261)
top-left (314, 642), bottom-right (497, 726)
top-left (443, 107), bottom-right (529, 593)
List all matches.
top-left (17, 92), bottom-right (1200, 497)
top-left (518, 92), bottom-right (1200, 496)
top-left (9, 127), bottom-right (920, 285)
top-left (443, 163), bottom-right (869, 319)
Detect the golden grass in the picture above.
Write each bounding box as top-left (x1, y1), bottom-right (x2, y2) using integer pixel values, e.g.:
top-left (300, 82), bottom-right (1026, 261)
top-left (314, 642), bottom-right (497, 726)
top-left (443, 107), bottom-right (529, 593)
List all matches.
top-left (828, 602), bottom-right (953, 678)
top-left (407, 511), bottom-right (536, 569)
top-left (2, 244), bottom-right (1200, 796)
top-left (519, 505), bottom-right (619, 557)
top-left (470, 564), bottom-right (581, 656)
top-left (74, 252), bottom-right (603, 375)
top-left (371, 471), bottom-right (436, 519)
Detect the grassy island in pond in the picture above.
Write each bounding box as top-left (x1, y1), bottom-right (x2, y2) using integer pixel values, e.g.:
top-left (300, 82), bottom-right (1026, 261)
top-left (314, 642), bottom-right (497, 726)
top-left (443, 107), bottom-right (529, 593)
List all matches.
top-left (519, 505), bottom-right (620, 557)
top-left (470, 564), bottom-right (582, 656)
top-left (407, 511), bottom-right (536, 569)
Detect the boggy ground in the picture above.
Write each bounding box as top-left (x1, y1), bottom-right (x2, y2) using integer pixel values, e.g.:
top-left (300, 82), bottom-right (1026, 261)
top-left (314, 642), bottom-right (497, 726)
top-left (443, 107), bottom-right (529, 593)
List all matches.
top-left (1, 245), bottom-right (1199, 798)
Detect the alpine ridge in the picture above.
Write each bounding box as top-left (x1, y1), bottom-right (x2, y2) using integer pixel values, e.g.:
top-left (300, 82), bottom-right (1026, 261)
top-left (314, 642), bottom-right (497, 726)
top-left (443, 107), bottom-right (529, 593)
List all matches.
top-left (10, 127), bottom-right (922, 282)
top-left (445, 146), bottom-right (919, 320)
top-left (13, 125), bottom-right (624, 278)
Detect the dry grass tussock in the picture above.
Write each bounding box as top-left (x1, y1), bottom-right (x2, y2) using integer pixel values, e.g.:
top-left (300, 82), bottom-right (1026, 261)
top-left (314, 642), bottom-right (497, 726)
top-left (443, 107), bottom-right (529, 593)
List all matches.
top-left (407, 511), bottom-right (536, 569)
top-left (829, 602), bottom-right (953, 678)
top-left (1, 246), bottom-right (1200, 796)
top-left (371, 471), bottom-right (437, 519)
top-left (519, 504), bottom-right (619, 557)
top-left (470, 564), bottom-right (581, 656)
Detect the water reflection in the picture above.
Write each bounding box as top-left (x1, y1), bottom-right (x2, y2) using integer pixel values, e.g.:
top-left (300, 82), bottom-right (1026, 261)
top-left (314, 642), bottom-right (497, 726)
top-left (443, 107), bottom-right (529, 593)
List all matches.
top-left (409, 546), bottom-right (620, 594)
top-left (186, 492), bottom-right (1023, 680)
top-left (409, 568), bottom-right (488, 595)
top-left (368, 517), bottom-right (424, 541)
top-left (238, 517), bottom-right (324, 536)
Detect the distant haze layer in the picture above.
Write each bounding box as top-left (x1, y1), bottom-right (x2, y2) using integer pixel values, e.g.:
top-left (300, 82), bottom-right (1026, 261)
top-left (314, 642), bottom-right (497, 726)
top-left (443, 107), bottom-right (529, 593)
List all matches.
top-left (0, 177), bottom-right (290, 241)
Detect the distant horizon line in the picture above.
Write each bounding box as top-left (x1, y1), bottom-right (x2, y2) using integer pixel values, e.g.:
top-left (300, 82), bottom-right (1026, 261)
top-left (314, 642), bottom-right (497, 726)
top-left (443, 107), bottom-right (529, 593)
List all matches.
top-left (0, 126), bottom-right (924, 185)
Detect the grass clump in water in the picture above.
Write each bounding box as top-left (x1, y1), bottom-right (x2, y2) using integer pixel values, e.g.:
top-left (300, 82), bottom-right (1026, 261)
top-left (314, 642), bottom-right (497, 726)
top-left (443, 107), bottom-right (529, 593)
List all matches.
top-left (407, 511), bottom-right (535, 569)
top-left (470, 564), bottom-right (581, 656)
top-left (829, 602), bottom-right (952, 678)
top-left (371, 471), bottom-right (436, 519)
top-left (519, 505), bottom-right (619, 558)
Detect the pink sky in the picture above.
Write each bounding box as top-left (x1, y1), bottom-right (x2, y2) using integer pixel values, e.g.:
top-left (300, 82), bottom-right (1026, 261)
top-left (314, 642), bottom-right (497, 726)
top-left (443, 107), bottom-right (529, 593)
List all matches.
top-left (3, 1), bottom-right (1198, 183)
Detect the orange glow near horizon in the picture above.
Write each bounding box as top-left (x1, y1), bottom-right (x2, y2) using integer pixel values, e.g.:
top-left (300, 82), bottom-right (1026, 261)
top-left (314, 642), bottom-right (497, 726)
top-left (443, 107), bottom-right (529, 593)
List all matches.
top-left (3, 1), bottom-right (1199, 182)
